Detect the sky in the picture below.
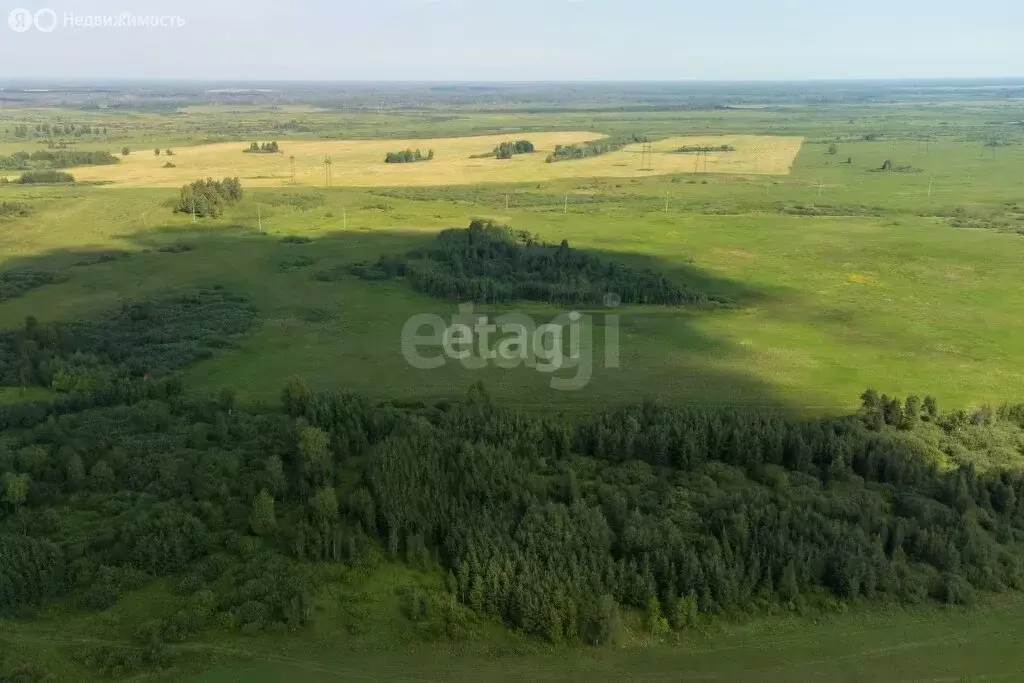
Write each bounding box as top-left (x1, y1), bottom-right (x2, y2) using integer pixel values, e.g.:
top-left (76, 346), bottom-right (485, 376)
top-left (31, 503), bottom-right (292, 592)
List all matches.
top-left (1, 0), bottom-right (1022, 81)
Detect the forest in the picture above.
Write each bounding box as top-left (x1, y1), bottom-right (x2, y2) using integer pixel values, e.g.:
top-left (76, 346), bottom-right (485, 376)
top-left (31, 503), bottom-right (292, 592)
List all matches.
top-left (346, 218), bottom-right (722, 305)
top-left (546, 134), bottom-right (648, 162)
top-left (172, 177), bottom-right (243, 218)
top-left (3, 281), bottom-right (1024, 679)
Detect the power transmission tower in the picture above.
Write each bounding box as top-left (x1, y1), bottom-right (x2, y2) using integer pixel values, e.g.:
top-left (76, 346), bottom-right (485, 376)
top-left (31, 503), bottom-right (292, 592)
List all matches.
top-left (639, 142), bottom-right (654, 171)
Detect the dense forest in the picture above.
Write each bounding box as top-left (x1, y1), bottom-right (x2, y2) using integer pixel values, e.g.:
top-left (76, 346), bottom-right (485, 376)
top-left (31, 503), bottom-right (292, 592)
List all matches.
top-left (385, 149), bottom-right (434, 164)
top-left (172, 177), bottom-right (243, 218)
top-left (0, 150), bottom-right (119, 171)
top-left (3, 285), bottom-right (1024, 679)
top-left (347, 219), bottom-right (722, 306)
top-left (546, 135), bottom-right (648, 162)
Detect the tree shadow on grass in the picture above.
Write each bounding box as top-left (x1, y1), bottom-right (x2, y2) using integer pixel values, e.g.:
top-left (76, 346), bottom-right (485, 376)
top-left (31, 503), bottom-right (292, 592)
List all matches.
top-left (0, 222), bottom-right (840, 416)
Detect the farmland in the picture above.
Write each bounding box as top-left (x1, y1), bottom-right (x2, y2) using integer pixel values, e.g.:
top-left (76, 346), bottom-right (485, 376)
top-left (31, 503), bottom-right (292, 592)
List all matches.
top-left (3, 81), bottom-right (1024, 682)
top-left (59, 133), bottom-right (802, 188)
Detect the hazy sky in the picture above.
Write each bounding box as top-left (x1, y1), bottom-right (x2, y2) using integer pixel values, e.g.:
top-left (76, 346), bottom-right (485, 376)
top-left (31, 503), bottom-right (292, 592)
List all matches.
top-left (2, 0), bottom-right (1022, 81)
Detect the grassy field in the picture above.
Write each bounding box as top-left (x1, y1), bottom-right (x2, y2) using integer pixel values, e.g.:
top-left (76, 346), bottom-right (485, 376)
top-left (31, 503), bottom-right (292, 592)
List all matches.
top-left (60, 133), bottom-right (801, 188)
top-left (6, 561), bottom-right (1024, 682)
top-left (1, 132), bottom-right (1023, 412)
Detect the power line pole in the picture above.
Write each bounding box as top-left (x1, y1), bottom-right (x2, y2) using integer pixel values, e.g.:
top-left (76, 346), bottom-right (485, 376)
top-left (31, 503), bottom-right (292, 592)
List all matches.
top-left (289, 155), bottom-right (296, 185)
top-left (191, 197), bottom-right (196, 223)
top-left (257, 204), bottom-right (263, 232)
top-left (564, 192), bottom-right (568, 215)
top-left (505, 193), bottom-right (509, 210)
top-left (639, 141), bottom-right (654, 171)
top-left (343, 207), bottom-right (347, 230)
top-left (664, 193), bottom-right (669, 212)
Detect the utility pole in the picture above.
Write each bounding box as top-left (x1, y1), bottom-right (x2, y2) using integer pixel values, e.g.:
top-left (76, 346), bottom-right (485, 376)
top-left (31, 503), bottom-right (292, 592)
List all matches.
top-left (289, 155), bottom-right (296, 184)
top-left (191, 197), bottom-right (196, 223)
top-left (927, 175), bottom-right (933, 197)
top-left (343, 207), bottom-right (347, 230)
top-left (664, 193), bottom-right (669, 212)
top-left (564, 192), bottom-right (568, 215)
top-left (505, 193), bottom-right (509, 210)
top-left (257, 204), bottom-right (263, 232)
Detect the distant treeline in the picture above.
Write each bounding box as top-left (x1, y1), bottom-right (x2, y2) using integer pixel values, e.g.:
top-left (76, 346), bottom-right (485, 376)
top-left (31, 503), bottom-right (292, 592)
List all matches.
top-left (2, 170), bottom-right (76, 185)
top-left (10, 122), bottom-right (106, 139)
top-left (0, 150), bottom-right (119, 171)
top-left (347, 218), bottom-right (721, 306)
top-left (675, 144), bottom-right (735, 153)
top-left (172, 177), bottom-right (243, 218)
top-left (244, 141), bottom-right (281, 153)
top-left (546, 134), bottom-right (648, 163)
top-left (385, 148), bottom-right (434, 164)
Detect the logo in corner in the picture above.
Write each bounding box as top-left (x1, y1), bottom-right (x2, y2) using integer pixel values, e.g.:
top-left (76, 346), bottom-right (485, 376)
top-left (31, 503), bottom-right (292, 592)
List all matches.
top-left (8, 8), bottom-right (33, 32)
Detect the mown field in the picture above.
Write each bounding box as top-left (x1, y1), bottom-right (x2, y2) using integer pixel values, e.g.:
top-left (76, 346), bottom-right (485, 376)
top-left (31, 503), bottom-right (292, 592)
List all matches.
top-left (56, 133), bottom-right (801, 188)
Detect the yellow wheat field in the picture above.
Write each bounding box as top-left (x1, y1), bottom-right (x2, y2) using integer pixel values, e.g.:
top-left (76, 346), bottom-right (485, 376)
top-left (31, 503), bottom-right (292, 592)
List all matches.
top-left (67, 132), bottom-right (803, 188)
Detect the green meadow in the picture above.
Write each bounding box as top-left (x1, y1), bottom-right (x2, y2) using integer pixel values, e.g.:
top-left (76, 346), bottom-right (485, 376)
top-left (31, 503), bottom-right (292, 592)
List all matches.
top-left (8, 562), bottom-right (1024, 682)
top-left (2, 126), bottom-right (1023, 414)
